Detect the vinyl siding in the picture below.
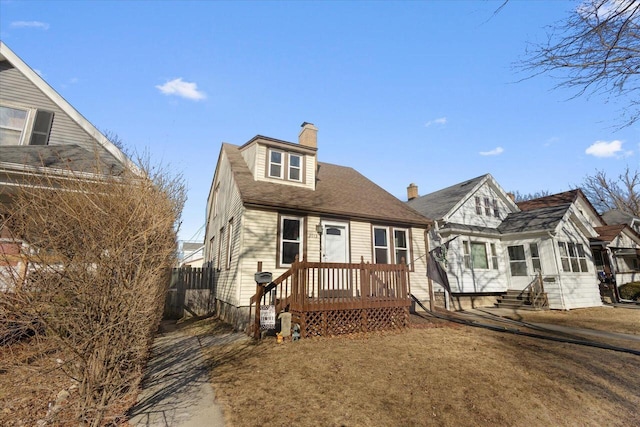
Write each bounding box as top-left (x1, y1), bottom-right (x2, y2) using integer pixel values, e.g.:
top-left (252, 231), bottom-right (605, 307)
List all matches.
top-left (350, 220), bottom-right (373, 263)
top-left (204, 149), bottom-right (245, 306)
top-left (0, 61), bottom-right (113, 158)
top-left (239, 143), bottom-right (257, 176)
top-left (448, 182), bottom-right (510, 228)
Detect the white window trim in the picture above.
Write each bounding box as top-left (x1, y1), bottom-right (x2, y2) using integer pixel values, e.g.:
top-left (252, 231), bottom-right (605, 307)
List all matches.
top-left (226, 219), bottom-right (234, 270)
top-left (373, 226), bottom-right (390, 264)
top-left (279, 215), bottom-right (304, 266)
top-left (288, 153), bottom-right (303, 182)
top-left (393, 227), bottom-right (411, 265)
top-left (0, 103), bottom-right (53, 146)
top-left (268, 149), bottom-right (284, 179)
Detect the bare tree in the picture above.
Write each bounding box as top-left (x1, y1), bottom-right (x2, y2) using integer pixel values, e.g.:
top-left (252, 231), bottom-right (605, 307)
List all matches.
top-left (521, 0), bottom-right (640, 128)
top-left (0, 156), bottom-right (185, 426)
top-left (580, 166), bottom-right (640, 214)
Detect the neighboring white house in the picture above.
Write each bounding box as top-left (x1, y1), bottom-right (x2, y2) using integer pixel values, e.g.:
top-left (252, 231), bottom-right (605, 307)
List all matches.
top-left (180, 241), bottom-right (205, 268)
top-left (593, 221), bottom-right (640, 298)
top-left (203, 123), bottom-right (432, 328)
top-left (408, 177), bottom-right (602, 310)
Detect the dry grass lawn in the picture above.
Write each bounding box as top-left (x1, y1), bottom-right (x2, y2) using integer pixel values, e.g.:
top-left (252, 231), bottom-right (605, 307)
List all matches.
top-left (195, 307), bottom-right (640, 427)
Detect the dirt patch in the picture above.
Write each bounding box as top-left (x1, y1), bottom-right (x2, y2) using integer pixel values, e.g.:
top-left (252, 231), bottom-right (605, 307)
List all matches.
top-left (201, 313), bottom-right (640, 427)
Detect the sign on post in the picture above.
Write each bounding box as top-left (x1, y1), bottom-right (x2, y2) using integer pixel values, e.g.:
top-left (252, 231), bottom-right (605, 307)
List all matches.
top-left (260, 305), bottom-right (276, 330)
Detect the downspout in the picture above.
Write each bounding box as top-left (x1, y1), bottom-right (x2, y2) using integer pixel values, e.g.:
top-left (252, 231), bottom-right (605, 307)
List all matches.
top-left (425, 226), bottom-right (435, 312)
top-left (549, 231), bottom-right (567, 309)
top-left (605, 247), bottom-right (620, 302)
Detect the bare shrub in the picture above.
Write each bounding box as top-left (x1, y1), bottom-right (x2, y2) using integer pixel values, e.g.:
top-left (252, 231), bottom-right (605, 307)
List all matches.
top-left (0, 157), bottom-right (185, 426)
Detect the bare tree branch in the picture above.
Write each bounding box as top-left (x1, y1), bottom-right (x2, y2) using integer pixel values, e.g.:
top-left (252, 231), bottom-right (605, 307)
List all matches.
top-left (520, 0), bottom-right (640, 128)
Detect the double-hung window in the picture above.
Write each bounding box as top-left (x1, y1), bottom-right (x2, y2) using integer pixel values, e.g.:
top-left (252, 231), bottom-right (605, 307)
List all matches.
top-left (507, 245), bottom-right (527, 276)
top-left (373, 226), bottom-right (411, 265)
top-left (394, 228), bottom-right (409, 264)
top-left (484, 197), bottom-right (491, 216)
top-left (226, 219), bottom-right (234, 270)
top-left (529, 243), bottom-right (541, 272)
top-left (475, 197), bottom-right (482, 215)
top-left (217, 227), bottom-right (224, 270)
top-left (373, 227), bottom-right (390, 264)
top-left (471, 242), bottom-right (488, 269)
top-left (268, 149), bottom-right (284, 179)
top-left (280, 216), bottom-right (303, 266)
top-left (0, 106), bottom-right (54, 146)
top-left (493, 199), bottom-right (500, 218)
top-left (490, 243), bottom-right (499, 270)
top-left (288, 153), bottom-right (302, 181)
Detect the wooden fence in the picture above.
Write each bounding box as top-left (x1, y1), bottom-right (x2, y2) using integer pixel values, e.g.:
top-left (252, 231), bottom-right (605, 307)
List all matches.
top-left (250, 257), bottom-right (411, 338)
top-left (164, 266), bottom-right (216, 319)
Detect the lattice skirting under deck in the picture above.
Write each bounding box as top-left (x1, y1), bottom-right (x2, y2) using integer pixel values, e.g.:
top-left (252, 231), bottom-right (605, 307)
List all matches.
top-left (291, 306), bottom-right (409, 338)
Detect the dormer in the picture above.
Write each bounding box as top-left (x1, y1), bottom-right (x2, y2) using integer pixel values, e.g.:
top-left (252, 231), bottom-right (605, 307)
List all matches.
top-left (239, 122), bottom-right (318, 190)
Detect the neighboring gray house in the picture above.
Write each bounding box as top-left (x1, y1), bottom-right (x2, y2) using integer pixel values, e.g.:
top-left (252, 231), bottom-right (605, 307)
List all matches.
top-left (0, 41), bottom-right (132, 289)
top-left (408, 177), bottom-right (602, 310)
top-left (0, 41), bottom-right (131, 206)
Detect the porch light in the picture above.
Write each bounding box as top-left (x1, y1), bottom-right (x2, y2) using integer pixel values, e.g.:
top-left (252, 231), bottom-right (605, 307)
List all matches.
top-left (316, 224), bottom-right (323, 234)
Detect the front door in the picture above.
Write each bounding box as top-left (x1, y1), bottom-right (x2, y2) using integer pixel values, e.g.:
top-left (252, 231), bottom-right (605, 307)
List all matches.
top-left (322, 221), bottom-right (349, 263)
top-left (320, 221), bottom-right (350, 296)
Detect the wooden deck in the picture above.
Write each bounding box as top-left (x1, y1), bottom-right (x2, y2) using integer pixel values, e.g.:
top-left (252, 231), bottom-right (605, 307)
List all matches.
top-left (250, 257), bottom-right (411, 338)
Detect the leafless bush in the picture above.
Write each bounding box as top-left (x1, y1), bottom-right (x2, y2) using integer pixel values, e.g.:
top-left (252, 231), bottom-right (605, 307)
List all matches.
top-left (0, 157), bottom-right (185, 426)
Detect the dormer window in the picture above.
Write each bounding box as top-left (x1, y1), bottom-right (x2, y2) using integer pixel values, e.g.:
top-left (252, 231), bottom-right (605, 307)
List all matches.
top-left (288, 153), bottom-right (301, 181)
top-left (268, 149), bottom-right (283, 178)
top-left (267, 148), bottom-right (305, 183)
top-left (0, 105), bottom-right (54, 146)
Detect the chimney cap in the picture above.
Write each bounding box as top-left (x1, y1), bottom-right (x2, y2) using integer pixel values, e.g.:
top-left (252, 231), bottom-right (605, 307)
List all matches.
top-left (301, 121), bottom-right (315, 127)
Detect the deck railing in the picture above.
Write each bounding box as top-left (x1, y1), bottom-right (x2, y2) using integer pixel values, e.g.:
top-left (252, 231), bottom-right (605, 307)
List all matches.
top-left (249, 257), bottom-right (411, 338)
top-left (524, 272), bottom-right (549, 309)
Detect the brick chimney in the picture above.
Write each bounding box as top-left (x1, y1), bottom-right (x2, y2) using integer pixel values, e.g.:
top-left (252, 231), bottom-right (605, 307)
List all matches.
top-left (299, 122), bottom-right (318, 149)
top-left (407, 183), bottom-right (418, 201)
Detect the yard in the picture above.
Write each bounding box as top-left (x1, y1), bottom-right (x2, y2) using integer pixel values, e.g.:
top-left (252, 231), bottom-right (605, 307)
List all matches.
top-left (198, 307), bottom-right (639, 427)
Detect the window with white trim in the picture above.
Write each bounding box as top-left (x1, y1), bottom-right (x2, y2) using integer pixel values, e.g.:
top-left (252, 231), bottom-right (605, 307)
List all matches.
top-left (226, 219), bottom-right (234, 269)
top-left (508, 245), bottom-right (527, 276)
top-left (490, 243), bottom-right (499, 270)
top-left (394, 229), bottom-right (409, 264)
top-left (288, 153), bottom-right (302, 181)
top-left (217, 227), bottom-right (224, 270)
top-left (280, 216), bottom-right (303, 265)
top-left (373, 227), bottom-right (389, 264)
top-left (268, 149), bottom-right (284, 179)
top-left (471, 242), bottom-right (488, 269)
top-left (475, 197), bottom-right (482, 215)
top-left (373, 226), bottom-right (411, 265)
top-left (493, 199), bottom-right (500, 218)
top-left (484, 197), bottom-right (491, 216)
top-left (208, 236), bottom-right (215, 263)
top-left (0, 106), bottom-right (54, 146)
top-left (529, 243), bottom-right (541, 272)
top-left (463, 240), bottom-right (471, 268)
top-left (558, 242), bottom-right (589, 273)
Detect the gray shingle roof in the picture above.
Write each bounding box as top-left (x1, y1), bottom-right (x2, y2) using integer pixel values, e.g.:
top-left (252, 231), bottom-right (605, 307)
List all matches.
top-left (498, 204), bottom-right (570, 234)
top-left (223, 143), bottom-right (431, 226)
top-left (602, 209), bottom-right (636, 226)
top-left (0, 145), bottom-right (125, 174)
top-left (406, 174), bottom-right (488, 220)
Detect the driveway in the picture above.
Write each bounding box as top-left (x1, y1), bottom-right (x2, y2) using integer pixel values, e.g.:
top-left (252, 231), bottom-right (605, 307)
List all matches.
top-left (127, 320), bottom-right (249, 427)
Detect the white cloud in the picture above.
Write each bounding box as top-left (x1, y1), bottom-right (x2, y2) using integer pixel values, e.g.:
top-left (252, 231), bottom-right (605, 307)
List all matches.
top-left (425, 117), bottom-right (447, 127)
top-left (155, 78), bottom-right (206, 101)
top-left (11, 21), bottom-right (50, 30)
top-left (545, 136), bottom-right (560, 147)
top-left (479, 147), bottom-right (504, 156)
top-left (585, 140), bottom-right (628, 158)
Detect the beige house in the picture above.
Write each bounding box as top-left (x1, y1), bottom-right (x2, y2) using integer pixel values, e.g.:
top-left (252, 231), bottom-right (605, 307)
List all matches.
top-left (203, 123), bottom-right (432, 329)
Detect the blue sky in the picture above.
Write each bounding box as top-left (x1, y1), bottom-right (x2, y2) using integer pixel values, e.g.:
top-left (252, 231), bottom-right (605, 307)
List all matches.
top-left (1, 0), bottom-right (637, 243)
